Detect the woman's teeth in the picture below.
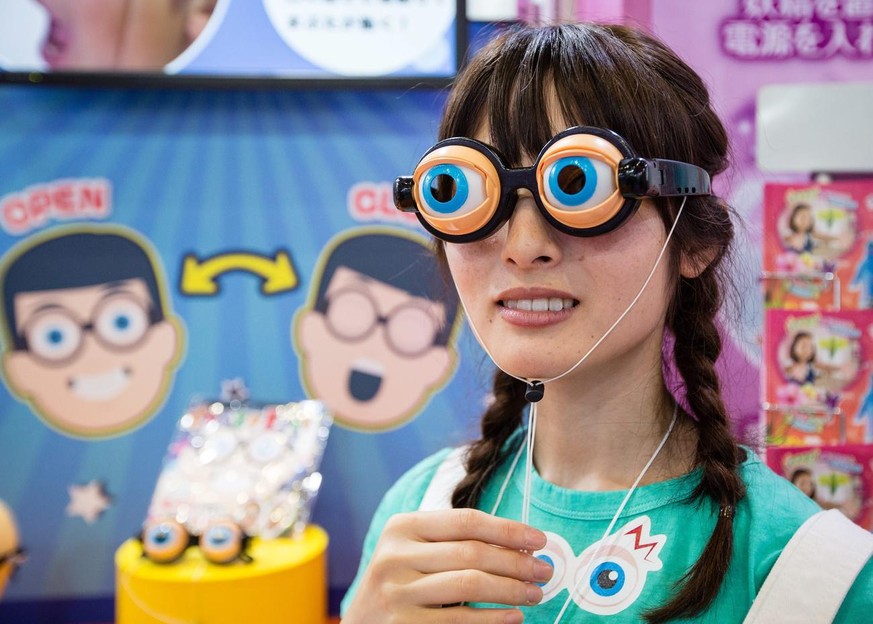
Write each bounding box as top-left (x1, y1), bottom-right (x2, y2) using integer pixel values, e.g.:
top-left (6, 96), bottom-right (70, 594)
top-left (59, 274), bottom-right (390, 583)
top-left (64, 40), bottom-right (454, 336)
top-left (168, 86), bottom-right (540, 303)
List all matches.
top-left (503, 298), bottom-right (576, 311)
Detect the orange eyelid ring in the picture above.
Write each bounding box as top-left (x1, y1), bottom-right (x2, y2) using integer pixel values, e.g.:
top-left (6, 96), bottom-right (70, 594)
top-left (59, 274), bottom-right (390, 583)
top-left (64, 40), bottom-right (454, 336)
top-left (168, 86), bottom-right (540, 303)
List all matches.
top-left (536, 134), bottom-right (626, 229)
top-left (542, 190), bottom-right (625, 229)
top-left (199, 520), bottom-right (246, 565)
top-left (538, 133), bottom-right (624, 169)
top-left (140, 519), bottom-right (191, 564)
top-left (411, 145), bottom-right (501, 235)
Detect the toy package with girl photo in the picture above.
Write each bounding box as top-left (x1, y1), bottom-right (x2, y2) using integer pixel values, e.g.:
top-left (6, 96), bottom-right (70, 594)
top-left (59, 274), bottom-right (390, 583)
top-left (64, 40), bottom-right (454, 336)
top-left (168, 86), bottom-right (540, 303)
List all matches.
top-left (763, 309), bottom-right (873, 446)
top-left (763, 181), bottom-right (873, 311)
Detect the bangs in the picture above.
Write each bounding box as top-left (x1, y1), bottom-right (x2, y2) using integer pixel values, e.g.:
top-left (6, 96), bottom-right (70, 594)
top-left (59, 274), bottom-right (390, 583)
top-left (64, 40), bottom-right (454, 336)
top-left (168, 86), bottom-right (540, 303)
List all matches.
top-left (440, 23), bottom-right (699, 165)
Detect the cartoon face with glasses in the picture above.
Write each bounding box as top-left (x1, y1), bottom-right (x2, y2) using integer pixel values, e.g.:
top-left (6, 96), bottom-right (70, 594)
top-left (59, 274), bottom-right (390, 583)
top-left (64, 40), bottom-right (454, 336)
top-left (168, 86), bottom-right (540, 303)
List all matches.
top-left (394, 126), bottom-right (711, 243)
top-left (294, 230), bottom-right (460, 431)
top-left (1, 227), bottom-right (184, 438)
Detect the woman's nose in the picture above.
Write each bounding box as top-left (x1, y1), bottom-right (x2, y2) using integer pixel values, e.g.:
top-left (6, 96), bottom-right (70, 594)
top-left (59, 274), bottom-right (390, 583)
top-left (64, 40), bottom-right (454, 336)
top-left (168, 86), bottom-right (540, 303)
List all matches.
top-left (500, 193), bottom-right (562, 268)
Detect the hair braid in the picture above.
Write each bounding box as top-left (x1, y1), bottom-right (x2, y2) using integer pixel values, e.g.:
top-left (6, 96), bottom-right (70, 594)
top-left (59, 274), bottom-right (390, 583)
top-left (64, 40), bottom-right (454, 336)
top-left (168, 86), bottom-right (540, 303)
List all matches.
top-left (645, 268), bottom-right (747, 623)
top-left (451, 370), bottom-right (527, 508)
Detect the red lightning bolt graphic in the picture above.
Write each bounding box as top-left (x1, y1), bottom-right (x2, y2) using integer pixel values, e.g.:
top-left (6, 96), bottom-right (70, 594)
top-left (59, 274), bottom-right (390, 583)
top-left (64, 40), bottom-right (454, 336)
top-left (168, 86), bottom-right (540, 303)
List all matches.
top-left (625, 524), bottom-right (659, 561)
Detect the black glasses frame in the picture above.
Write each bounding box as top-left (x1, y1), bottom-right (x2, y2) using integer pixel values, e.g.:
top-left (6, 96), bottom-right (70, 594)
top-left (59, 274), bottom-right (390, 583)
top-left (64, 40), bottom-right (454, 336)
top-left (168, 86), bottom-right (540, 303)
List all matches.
top-left (394, 125), bottom-right (711, 243)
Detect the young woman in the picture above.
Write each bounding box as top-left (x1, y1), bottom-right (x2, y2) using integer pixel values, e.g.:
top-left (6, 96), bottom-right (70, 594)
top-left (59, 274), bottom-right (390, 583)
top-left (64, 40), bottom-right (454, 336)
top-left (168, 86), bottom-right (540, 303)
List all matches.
top-left (341, 23), bottom-right (873, 623)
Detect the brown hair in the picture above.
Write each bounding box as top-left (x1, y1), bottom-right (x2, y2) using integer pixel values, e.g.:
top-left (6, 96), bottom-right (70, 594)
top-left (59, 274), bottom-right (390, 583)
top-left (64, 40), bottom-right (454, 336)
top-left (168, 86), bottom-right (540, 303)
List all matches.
top-left (440, 23), bottom-right (746, 622)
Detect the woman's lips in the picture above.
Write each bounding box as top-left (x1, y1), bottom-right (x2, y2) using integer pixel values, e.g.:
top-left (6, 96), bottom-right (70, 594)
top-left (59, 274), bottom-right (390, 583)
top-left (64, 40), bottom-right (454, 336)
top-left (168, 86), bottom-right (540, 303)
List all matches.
top-left (41, 17), bottom-right (71, 67)
top-left (497, 293), bottom-right (579, 327)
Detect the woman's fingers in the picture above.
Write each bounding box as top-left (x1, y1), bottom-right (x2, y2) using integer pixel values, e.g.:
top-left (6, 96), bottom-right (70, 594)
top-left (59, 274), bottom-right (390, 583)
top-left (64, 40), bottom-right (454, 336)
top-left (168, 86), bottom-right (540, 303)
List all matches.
top-left (343, 509), bottom-right (552, 622)
top-left (419, 605), bottom-right (526, 624)
top-left (412, 568), bottom-right (543, 607)
top-left (390, 508), bottom-right (547, 551)
top-left (415, 539), bottom-right (553, 584)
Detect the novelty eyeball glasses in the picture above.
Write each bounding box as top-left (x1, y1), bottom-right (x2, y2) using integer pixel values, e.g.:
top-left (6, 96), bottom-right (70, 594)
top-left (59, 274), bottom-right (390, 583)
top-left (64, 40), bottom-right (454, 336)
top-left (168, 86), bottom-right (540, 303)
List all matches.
top-left (394, 126), bottom-right (711, 243)
top-left (140, 518), bottom-right (252, 565)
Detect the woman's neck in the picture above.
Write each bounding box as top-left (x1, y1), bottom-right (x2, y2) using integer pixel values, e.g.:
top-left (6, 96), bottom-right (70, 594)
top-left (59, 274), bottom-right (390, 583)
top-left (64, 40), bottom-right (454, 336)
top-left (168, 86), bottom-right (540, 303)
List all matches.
top-left (528, 365), bottom-right (698, 492)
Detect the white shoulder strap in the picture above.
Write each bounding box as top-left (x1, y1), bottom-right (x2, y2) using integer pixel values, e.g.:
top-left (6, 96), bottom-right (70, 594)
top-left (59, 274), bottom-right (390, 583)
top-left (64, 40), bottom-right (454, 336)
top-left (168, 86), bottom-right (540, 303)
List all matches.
top-left (744, 508), bottom-right (873, 624)
top-left (418, 446), bottom-right (468, 512)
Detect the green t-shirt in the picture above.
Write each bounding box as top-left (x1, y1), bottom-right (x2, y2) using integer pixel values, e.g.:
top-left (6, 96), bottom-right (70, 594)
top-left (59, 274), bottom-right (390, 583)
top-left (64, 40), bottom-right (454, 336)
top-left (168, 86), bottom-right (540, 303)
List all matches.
top-left (342, 437), bottom-right (873, 622)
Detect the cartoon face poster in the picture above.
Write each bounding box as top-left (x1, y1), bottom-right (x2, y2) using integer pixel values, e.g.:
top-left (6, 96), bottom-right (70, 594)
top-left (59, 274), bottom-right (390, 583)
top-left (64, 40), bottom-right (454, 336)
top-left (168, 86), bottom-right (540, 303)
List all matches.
top-left (763, 181), bottom-right (873, 310)
top-left (767, 444), bottom-right (873, 531)
top-left (292, 227), bottom-right (461, 431)
top-left (763, 309), bottom-right (872, 446)
top-left (0, 225), bottom-right (185, 438)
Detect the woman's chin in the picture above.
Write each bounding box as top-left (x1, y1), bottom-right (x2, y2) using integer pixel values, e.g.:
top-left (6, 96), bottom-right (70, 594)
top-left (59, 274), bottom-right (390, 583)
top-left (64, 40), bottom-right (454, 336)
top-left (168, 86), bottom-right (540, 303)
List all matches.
top-left (490, 357), bottom-right (577, 383)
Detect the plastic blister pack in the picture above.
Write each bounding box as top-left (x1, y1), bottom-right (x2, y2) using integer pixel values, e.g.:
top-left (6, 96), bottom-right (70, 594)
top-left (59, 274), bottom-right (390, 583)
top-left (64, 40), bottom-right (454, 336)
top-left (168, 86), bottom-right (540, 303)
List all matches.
top-left (146, 397), bottom-right (331, 542)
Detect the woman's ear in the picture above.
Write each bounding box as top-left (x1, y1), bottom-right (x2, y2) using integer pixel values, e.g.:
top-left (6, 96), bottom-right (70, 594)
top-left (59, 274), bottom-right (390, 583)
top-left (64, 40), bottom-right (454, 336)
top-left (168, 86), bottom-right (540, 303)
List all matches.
top-left (679, 246), bottom-right (720, 279)
top-left (184, 0), bottom-right (217, 44)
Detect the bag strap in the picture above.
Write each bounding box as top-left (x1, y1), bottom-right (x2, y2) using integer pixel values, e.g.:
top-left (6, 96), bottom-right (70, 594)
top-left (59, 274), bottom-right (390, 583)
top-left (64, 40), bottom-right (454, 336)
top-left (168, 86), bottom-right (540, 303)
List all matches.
top-left (419, 446), bottom-right (468, 512)
top-left (743, 508), bottom-right (873, 624)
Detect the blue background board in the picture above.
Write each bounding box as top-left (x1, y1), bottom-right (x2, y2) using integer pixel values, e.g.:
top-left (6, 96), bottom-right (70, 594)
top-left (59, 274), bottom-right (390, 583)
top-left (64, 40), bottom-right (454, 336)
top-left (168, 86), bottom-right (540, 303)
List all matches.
top-left (0, 84), bottom-right (496, 617)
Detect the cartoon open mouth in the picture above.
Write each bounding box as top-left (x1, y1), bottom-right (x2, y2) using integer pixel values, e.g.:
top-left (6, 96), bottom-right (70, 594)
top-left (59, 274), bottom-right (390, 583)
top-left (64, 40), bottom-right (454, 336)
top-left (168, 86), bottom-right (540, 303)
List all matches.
top-left (348, 358), bottom-right (384, 401)
top-left (68, 366), bottom-right (131, 401)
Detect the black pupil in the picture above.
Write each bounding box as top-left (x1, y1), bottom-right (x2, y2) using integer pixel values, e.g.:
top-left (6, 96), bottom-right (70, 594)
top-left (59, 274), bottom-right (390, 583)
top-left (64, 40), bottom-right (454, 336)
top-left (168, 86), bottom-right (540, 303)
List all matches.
top-left (597, 568), bottom-right (618, 589)
top-left (429, 174), bottom-right (457, 203)
top-left (557, 165), bottom-right (586, 195)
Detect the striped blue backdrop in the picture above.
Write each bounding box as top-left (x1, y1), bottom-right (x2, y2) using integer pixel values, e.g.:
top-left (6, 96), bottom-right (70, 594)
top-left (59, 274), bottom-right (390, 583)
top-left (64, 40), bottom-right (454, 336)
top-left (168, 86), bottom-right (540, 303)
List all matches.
top-left (0, 84), bottom-right (495, 615)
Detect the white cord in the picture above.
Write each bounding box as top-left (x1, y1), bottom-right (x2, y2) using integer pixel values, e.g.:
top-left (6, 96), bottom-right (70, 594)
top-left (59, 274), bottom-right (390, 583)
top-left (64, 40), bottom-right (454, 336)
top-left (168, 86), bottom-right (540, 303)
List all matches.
top-left (454, 198), bottom-right (686, 392)
top-left (451, 199), bottom-right (687, 619)
top-left (552, 405), bottom-right (677, 623)
top-left (521, 402), bottom-right (538, 526)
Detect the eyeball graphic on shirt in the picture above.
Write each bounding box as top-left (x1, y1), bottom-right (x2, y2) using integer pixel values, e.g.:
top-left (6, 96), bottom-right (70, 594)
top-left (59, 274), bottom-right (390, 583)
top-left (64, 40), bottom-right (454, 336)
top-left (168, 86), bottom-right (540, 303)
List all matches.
top-left (532, 531), bottom-right (575, 601)
top-left (535, 516), bottom-right (667, 616)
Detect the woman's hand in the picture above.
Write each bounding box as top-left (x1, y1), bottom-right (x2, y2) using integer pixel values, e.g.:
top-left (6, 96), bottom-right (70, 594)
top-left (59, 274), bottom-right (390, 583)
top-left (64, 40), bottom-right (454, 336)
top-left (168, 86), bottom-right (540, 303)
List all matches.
top-left (342, 508), bottom-right (552, 624)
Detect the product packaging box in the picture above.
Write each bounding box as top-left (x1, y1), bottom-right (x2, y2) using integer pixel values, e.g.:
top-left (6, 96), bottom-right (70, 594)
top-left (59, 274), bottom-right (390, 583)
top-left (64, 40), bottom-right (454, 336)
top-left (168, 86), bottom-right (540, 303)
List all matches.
top-left (767, 444), bottom-right (873, 531)
top-left (763, 309), bottom-right (873, 446)
top-left (763, 181), bottom-right (873, 310)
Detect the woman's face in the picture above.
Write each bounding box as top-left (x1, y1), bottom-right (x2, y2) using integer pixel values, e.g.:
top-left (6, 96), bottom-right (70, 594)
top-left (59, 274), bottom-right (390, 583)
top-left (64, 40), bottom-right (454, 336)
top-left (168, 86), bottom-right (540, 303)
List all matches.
top-left (791, 206), bottom-right (813, 233)
top-left (793, 335), bottom-right (815, 363)
top-left (35, 0), bottom-right (190, 70)
top-left (793, 472), bottom-right (815, 497)
top-left (444, 125), bottom-right (675, 383)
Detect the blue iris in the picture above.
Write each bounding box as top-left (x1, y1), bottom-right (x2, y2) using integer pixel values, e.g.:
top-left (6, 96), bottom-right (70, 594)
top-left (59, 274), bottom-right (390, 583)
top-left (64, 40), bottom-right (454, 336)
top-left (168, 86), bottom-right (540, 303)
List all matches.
top-left (547, 156), bottom-right (598, 206)
top-left (205, 527), bottom-right (232, 546)
top-left (589, 561), bottom-right (625, 597)
top-left (421, 164), bottom-right (469, 214)
top-left (47, 328), bottom-right (65, 345)
top-left (113, 314), bottom-right (131, 331)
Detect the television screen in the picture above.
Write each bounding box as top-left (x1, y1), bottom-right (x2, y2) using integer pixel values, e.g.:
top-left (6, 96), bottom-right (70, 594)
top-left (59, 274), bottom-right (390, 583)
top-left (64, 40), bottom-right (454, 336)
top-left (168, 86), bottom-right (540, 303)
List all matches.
top-left (0, 0), bottom-right (466, 87)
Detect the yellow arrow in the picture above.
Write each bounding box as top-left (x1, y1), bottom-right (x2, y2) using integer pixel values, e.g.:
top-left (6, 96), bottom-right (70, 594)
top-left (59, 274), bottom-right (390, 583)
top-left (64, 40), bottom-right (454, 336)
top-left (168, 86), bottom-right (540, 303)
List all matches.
top-left (181, 250), bottom-right (298, 296)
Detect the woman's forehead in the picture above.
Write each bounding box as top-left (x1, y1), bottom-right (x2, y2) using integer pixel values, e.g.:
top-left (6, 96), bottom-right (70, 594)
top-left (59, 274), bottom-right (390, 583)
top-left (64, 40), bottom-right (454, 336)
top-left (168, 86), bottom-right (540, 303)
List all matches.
top-left (471, 96), bottom-right (576, 158)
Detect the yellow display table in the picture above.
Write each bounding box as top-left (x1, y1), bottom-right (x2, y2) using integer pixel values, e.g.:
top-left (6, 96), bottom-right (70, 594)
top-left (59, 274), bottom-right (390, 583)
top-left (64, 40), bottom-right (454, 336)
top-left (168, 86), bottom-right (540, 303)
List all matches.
top-left (115, 525), bottom-right (328, 624)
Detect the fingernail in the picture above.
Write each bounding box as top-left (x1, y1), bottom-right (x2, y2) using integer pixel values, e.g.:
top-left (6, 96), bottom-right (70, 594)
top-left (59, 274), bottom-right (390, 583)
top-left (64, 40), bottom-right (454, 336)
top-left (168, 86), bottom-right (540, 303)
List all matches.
top-left (526, 585), bottom-right (543, 605)
top-left (524, 529), bottom-right (546, 550)
top-left (505, 609), bottom-right (523, 624)
top-left (534, 559), bottom-right (553, 581)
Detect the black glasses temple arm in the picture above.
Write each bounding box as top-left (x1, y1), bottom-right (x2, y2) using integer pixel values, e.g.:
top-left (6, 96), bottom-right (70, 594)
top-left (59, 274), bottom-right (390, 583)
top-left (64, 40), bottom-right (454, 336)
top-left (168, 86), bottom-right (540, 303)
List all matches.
top-left (617, 158), bottom-right (711, 198)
